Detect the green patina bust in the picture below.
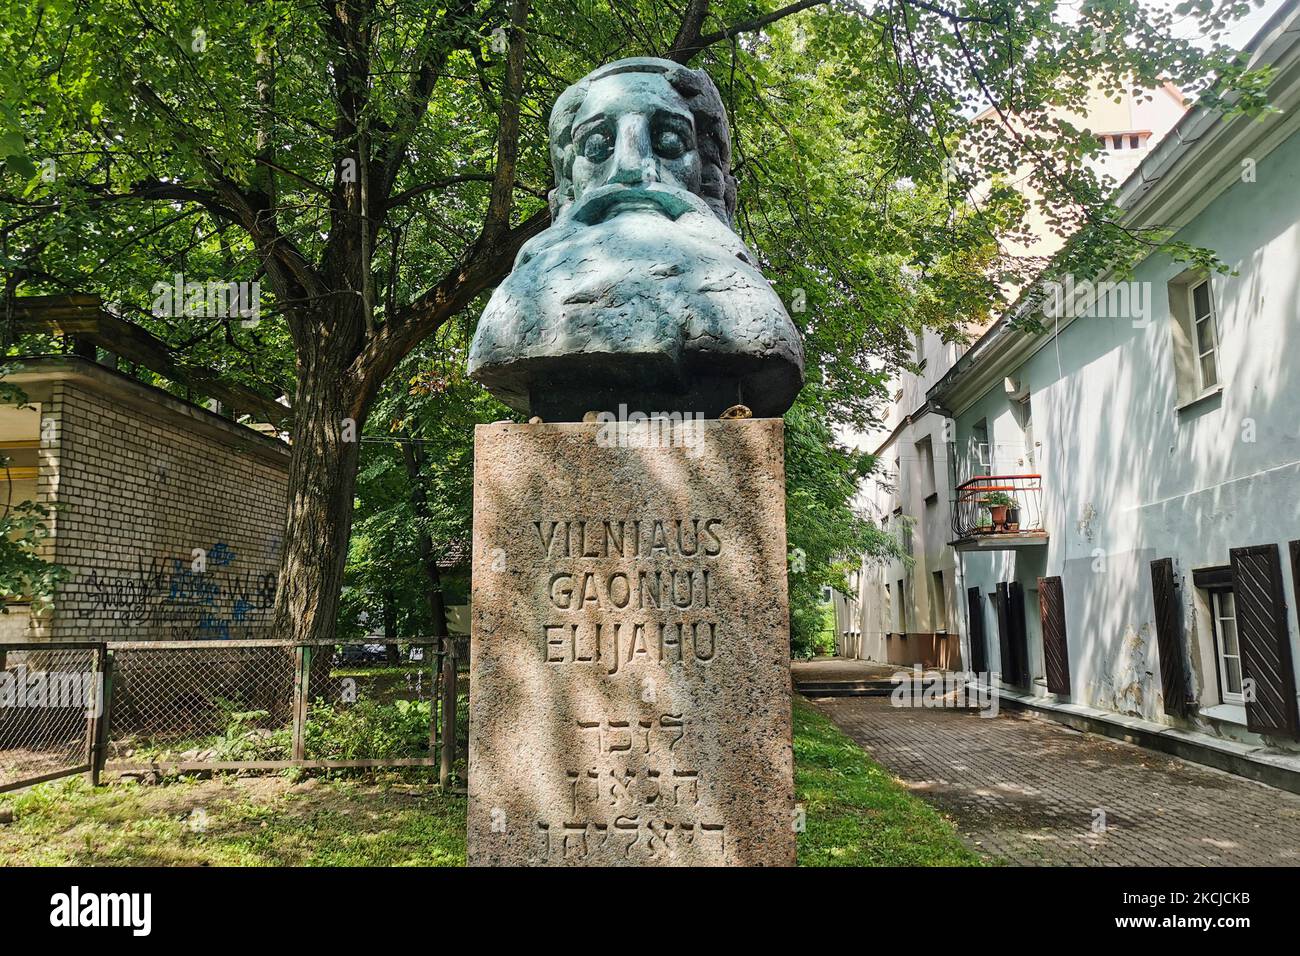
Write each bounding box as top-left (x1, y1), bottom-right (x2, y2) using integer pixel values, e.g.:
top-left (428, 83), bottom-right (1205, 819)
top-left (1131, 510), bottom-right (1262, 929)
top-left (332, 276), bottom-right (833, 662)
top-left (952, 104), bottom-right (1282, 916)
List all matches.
top-left (468, 57), bottom-right (804, 420)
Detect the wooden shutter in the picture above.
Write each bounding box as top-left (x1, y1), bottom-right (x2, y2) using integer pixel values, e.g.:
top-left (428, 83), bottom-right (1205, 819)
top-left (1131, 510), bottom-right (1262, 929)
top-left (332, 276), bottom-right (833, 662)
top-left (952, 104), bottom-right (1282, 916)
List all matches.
top-left (1038, 576), bottom-right (1070, 695)
top-left (993, 584), bottom-right (1012, 682)
top-left (1008, 581), bottom-right (1029, 685)
top-left (966, 587), bottom-right (987, 674)
top-left (994, 582), bottom-right (1027, 685)
top-left (1230, 544), bottom-right (1300, 739)
top-left (1150, 558), bottom-right (1193, 716)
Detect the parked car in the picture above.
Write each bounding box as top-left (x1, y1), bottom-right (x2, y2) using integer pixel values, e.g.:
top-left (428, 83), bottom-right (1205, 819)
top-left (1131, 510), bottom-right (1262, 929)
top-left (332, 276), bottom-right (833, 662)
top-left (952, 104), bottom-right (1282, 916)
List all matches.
top-left (335, 643), bottom-right (390, 666)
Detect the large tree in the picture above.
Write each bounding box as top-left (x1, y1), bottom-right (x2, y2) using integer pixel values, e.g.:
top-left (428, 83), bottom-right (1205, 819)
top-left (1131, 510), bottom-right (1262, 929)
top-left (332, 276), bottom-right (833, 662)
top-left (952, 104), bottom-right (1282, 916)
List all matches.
top-left (1, 0), bottom-right (1266, 646)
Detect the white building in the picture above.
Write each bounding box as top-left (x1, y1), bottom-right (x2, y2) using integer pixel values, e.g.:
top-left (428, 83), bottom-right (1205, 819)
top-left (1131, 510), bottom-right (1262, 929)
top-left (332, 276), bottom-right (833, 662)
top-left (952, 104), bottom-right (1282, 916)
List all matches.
top-left (837, 80), bottom-right (1186, 668)
top-left (925, 2), bottom-right (1300, 750)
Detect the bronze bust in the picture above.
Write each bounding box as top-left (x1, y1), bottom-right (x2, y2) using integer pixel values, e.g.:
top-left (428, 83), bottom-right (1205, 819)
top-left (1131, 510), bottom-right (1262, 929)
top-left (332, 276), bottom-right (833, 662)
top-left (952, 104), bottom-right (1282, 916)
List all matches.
top-left (469, 57), bottom-right (804, 420)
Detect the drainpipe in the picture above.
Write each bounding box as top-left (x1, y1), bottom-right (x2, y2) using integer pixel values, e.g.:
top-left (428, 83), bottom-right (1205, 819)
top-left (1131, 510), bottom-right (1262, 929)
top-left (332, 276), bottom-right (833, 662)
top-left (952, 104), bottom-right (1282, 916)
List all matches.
top-left (934, 405), bottom-right (970, 673)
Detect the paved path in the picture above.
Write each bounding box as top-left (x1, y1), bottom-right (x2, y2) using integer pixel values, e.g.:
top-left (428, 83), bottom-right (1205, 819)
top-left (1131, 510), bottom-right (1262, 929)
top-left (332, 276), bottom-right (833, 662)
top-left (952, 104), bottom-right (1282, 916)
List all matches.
top-left (791, 657), bottom-right (899, 683)
top-left (808, 694), bottom-right (1300, 866)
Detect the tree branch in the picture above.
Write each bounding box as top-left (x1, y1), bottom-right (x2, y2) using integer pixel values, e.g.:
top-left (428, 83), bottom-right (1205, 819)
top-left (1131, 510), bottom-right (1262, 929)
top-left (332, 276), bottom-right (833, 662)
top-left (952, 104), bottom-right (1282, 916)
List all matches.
top-left (667, 0), bottom-right (711, 60)
top-left (483, 0), bottom-right (532, 241)
top-left (670, 0), bottom-right (828, 62)
top-left (350, 207), bottom-right (550, 416)
top-left (669, 0), bottom-right (1004, 64)
top-left (386, 173), bottom-right (547, 211)
top-left (905, 0), bottom-right (1007, 26)
top-left (132, 82), bottom-right (326, 308)
top-left (373, 0), bottom-right (480, 206)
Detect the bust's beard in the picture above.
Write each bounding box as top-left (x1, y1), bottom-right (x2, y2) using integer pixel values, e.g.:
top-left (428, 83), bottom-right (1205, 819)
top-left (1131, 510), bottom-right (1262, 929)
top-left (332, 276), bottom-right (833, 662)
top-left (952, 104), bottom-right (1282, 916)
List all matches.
top-left (468, 183), bottom-right (804, 418)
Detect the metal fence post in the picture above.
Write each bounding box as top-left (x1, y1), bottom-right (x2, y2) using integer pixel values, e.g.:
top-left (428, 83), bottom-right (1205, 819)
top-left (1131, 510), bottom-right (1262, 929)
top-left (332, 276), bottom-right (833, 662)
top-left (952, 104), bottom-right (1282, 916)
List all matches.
top-left (84, 643), bottom-right (102, 785)
top-left (89, 647), bottom-right (115, 787)
top-left (292, 644), bottom-right (313, 763)
top-left (439, 637), bottom-right (456, 788)
top-left (427, 644), bottom-right (440, 766)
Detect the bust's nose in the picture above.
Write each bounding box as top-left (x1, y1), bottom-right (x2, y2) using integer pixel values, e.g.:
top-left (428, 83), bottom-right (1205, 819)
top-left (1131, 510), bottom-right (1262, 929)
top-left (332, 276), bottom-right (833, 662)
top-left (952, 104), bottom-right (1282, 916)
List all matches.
top-left (608, 113), bottom-right (657, 187)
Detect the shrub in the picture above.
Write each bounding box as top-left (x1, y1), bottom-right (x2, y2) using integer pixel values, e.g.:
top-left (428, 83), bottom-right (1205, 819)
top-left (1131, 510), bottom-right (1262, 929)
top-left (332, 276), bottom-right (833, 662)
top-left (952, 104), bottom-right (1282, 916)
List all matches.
top-left (305, 698), bottom-right (432, 760)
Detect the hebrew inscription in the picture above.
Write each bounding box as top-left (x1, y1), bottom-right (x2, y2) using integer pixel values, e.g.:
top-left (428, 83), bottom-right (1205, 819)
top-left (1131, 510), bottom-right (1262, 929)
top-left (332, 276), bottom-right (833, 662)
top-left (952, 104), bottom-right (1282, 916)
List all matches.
top-left (533, 714), bottom-right (724, 863)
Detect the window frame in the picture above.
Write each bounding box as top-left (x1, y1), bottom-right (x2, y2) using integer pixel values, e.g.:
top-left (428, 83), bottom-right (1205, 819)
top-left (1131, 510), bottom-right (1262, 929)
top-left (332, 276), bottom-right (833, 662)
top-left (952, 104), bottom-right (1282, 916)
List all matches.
top-left (1188, 278), bottom-right (1220, 394)
top-left (930, 570), bottom-right (948, 633)
top-left (1207, 587), bottom-right (1244, 704)
top-left (970, 418), bottom-right (991, 477)
top-left (896, 577), bottom-right (906, 634)
top-left (884, 582), bottom-right (893, 638)
top-left (916, 435), bottom-right (936, 501)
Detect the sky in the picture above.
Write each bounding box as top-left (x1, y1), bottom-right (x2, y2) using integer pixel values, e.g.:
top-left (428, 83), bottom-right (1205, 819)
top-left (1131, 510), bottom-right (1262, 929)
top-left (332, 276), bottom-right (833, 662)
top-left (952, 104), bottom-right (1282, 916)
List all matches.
top-left (1150, 0), bottom-right (1287, 50)
top-left (1052, 0), bottom-right (1290, 52)
top-left (1220, 0), bottom-right (1291, 47)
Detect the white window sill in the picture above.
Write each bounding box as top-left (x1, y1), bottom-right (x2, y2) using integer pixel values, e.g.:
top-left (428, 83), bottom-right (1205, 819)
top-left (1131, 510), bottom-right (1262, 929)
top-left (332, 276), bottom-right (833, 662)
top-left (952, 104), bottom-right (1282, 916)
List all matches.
top-left (1175, 385), bottom-right (1224, 413)
top-left (1200, 702), bottom-right (1247, 726)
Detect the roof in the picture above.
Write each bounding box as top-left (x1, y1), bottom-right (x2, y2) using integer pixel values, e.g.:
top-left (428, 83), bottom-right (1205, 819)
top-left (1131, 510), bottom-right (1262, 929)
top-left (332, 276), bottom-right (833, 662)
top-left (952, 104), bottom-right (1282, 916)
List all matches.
top-left (7, 294), bottom-right (291, 427)
top-left (4, 355), bottom-right (291, 467)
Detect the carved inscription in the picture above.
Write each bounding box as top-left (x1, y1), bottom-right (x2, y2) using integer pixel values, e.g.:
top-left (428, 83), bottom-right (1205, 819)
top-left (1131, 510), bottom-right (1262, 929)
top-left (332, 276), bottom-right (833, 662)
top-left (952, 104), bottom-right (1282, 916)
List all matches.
top-left (576, 713), bottom-right (685, 755)
top-left (529, 517), bottom-right (730, 859)
top-left (534, 714), bottom-right (725, 864)
top-left (538, 517), bottom-right (723, 673)
top-left (537, 818), bottom-right (725, 863)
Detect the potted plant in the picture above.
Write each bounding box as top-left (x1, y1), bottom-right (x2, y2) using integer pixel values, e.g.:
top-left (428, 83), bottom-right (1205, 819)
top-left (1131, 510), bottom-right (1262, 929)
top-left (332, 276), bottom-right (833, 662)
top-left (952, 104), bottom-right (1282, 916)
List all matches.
top-left (984, 491), bottom-right (1015, 531)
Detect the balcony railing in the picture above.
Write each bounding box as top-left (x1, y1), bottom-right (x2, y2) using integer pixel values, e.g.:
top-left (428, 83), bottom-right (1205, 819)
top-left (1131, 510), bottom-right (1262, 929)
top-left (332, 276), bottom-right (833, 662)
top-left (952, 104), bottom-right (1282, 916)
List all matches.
top-left (951, 474), bottom-right (1045, 541)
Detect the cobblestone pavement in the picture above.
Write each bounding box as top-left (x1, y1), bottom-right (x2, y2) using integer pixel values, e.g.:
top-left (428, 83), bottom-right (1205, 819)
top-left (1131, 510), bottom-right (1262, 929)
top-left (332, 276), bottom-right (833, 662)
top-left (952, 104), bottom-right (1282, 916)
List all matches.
top-left (808, 695), bottom-right (1300, 866)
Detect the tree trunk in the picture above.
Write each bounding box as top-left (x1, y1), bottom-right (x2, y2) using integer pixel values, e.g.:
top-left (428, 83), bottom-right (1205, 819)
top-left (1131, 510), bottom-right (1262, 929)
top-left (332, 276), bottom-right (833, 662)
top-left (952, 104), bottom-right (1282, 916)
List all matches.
top-left (271, 353), bottom-right (363, 654)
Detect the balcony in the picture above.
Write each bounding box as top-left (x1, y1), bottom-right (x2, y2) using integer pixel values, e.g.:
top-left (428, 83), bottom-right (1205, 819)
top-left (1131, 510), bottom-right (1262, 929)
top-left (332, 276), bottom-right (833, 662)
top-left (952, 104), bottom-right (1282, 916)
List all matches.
top-left (951, 474), bottom-right (1048, 551)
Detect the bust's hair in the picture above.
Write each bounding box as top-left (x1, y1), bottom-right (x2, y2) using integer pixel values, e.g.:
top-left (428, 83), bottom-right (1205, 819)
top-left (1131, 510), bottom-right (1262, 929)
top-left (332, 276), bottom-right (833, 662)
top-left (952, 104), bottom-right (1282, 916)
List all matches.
top-left (548, 57), bottom-right (736, 226)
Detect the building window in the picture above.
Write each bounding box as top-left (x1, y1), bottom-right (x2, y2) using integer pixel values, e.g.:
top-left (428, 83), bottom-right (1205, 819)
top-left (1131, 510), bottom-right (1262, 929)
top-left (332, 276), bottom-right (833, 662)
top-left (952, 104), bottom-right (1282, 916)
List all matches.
top-left (1011, 392), bottom-right (1034, 468)
top-left (1099, 131), bottom-right (1148, 150)
top-left (1209, 589), bottom-right (1243, 703)
top-left (897, 577), bottom-right (907, 634)
top-left (930, 570), bottom-right (947, 632)
top-left (916, 436), bottom-right (936, 501)
top-left (971, 418), bottom-right (990, 477)
top-left (1168, 271), bottom-right (1225, 408)
top-left (884, 583), bottom-right (893, 636)
top-left (1189, 279), bottom-right (1219, 391)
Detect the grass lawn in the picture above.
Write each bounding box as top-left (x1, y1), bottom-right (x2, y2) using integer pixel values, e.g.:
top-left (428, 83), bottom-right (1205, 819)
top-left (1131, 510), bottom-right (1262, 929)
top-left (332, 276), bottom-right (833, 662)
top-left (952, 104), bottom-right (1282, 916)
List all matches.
top-left (793, 697), bottom-right (982, 866)
top-left (0, 772), bottom-right (466, 866)
top-left (0, 697), bottom-right (980, 866)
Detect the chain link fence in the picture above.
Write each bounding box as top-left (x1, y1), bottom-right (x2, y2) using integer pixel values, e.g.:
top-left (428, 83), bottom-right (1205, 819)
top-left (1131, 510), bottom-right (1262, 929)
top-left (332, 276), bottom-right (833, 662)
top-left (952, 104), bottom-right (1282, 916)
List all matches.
top-left (0, 638), bottom-right (466, 790)
top-left (0, 643), bottom-right (105, 792)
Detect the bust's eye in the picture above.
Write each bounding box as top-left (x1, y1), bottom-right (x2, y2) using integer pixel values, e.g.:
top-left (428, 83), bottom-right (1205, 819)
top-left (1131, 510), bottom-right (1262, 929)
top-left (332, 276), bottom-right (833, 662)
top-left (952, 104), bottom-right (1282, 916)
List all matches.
top-left (581, 132), bottom-right (612, 162)
top-left (654, 129), bottom-right (687, 158)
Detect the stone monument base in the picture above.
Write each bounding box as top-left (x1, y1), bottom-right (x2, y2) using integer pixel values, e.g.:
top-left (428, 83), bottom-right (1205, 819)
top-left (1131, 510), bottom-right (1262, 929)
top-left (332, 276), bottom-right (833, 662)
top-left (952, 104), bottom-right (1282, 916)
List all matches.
top-left (467, 417), bottom-right (795, 866)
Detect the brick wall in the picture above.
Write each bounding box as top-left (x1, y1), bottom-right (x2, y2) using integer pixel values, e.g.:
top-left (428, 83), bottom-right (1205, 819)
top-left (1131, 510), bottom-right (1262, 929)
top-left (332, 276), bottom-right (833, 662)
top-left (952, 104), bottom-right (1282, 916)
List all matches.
top-left (40, 376), bottom-right (289, 641)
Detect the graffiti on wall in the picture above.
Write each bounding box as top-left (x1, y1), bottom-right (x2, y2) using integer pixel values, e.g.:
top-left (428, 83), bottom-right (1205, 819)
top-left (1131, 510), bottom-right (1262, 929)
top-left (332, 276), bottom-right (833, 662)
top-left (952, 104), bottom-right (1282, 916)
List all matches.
top-left (75, 543), bottom-right (278, 639)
